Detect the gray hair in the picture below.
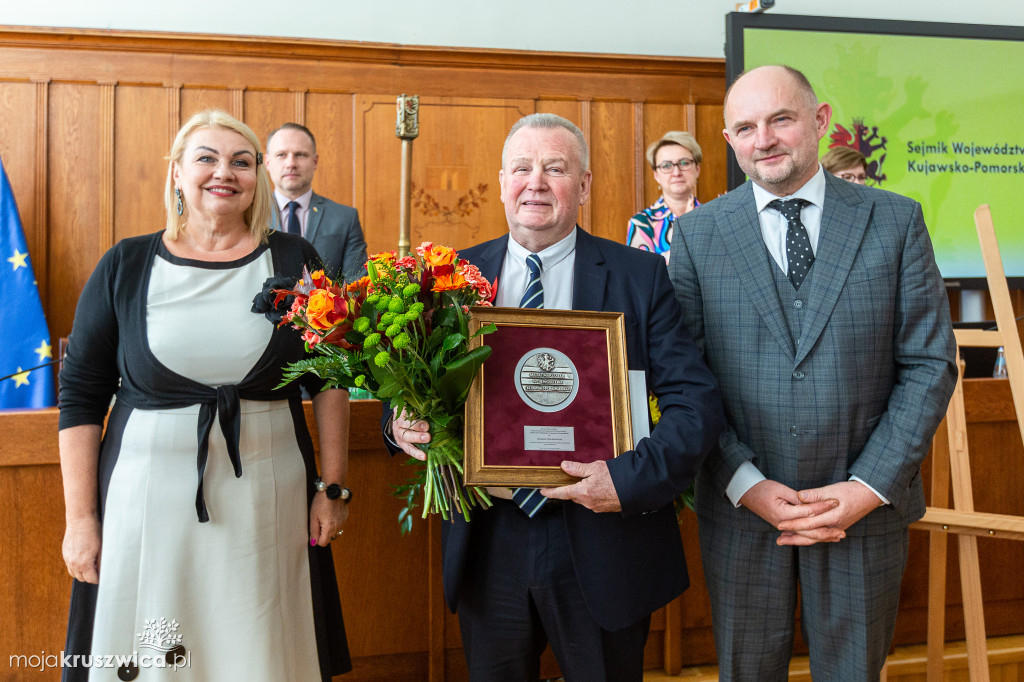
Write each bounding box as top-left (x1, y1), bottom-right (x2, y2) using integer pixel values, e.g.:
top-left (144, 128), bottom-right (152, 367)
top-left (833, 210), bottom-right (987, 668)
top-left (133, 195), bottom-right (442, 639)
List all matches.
top-left (502, 113), bottom-right (590, 171)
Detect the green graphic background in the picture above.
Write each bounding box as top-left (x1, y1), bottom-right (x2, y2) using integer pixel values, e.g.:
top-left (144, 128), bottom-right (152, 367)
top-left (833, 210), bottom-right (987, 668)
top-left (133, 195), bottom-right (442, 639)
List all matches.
top-left (745, 28), bottom-right (1023, 281)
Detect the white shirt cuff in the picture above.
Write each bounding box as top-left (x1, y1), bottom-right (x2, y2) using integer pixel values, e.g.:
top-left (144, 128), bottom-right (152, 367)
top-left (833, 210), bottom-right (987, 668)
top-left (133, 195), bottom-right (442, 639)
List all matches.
top-left (850, 475), bottom-right (890, 505)
top-left (725, 460), bottom-right (766, 508)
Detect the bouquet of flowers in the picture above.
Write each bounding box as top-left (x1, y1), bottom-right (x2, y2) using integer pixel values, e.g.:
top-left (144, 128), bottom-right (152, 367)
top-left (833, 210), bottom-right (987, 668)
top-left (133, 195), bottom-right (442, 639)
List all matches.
top-left (255, 242), bottom-right (497, 532)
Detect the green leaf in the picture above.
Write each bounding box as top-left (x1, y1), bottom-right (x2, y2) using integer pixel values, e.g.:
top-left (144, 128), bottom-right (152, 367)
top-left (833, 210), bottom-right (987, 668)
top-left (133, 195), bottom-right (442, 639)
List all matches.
top-left (470, 322), bottom-right (497, 339)
top-left (435, 344), bottom-right (492, 409)
top-left (441, 332), bottom-right (467, 353)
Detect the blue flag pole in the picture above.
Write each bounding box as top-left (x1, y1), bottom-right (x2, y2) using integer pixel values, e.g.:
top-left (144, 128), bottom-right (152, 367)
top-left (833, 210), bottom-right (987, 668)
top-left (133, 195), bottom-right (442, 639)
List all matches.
top-left (0, 154), bottom-right (56, 408)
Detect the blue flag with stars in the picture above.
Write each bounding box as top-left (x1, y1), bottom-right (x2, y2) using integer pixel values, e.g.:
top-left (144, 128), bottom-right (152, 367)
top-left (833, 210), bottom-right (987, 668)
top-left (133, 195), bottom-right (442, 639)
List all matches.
top-left (0, 154), bottom-right (56, 408)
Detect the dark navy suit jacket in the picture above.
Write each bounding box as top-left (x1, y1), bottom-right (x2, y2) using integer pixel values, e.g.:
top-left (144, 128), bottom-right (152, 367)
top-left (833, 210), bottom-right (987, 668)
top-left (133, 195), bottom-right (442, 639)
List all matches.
top-left (435, 228), bottom-right (724, 631)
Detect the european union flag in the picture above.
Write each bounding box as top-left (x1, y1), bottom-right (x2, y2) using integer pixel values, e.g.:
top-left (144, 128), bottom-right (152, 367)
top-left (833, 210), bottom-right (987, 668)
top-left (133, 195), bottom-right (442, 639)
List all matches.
top-left (0, 154), bottom-right (56, 408)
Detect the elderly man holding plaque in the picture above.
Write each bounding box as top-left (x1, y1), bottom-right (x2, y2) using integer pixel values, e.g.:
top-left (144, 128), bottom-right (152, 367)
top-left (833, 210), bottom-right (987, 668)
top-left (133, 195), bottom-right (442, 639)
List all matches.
top-left (389, 113), bottom-right (723, 681)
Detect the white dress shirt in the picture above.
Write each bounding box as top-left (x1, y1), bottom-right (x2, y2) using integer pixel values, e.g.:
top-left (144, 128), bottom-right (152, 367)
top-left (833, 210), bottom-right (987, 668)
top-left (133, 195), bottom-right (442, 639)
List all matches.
top-left (274, 189), bottom-right (314, 238)
top-left (495, 230), bottom-right (576, 310)
top-left (726, 167), bottom-right (888, 507)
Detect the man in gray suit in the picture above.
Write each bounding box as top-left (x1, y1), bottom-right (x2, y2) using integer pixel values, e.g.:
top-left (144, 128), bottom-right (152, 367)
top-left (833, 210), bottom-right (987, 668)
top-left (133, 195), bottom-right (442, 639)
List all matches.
top-left (669, 65), bottom-right (957, 680)
top-left (266, 123), bottom-right (368, 281)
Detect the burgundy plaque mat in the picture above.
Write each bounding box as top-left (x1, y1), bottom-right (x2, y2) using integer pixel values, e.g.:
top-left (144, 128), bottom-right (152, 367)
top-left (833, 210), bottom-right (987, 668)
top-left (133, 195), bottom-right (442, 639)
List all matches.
top-left (482, 324), bottom-right (613, 466)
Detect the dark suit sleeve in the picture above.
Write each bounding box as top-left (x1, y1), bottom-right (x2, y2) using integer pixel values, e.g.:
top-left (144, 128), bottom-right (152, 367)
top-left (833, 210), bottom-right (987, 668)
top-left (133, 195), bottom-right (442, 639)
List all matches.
top-left (58, 245), bottom-right (123, 429)
top-left (605, 259), bottom-right (724, 515)
top-left (847, 202), bottom-right (956, 507)
top-left (340, 210), bottom-right (369, 283)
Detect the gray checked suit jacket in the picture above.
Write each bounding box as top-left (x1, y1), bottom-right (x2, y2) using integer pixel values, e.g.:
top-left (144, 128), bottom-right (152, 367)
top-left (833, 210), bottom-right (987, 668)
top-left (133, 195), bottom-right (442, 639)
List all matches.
top-left (669, 172), bottom-right (957, 536)
top-left (272, 193), bottom-right (368, 282)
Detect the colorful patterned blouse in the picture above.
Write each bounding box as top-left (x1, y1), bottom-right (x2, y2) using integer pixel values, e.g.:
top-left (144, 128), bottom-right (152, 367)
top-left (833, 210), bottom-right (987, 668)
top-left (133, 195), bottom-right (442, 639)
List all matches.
top-left (626, 196), bottom-right (699, 263)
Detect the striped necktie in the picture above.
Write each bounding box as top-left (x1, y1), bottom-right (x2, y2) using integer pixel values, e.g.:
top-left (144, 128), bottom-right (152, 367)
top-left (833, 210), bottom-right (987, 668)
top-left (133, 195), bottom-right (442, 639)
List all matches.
top-left (519, 253), bottom-right (544, 309)
top-left (512, 253), bottom-right (548, 517)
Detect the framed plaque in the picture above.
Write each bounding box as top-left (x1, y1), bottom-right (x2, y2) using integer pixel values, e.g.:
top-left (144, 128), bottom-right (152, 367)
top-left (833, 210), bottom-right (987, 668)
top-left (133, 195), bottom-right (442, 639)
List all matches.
top-left (464, 307), bottom-right (633, 487)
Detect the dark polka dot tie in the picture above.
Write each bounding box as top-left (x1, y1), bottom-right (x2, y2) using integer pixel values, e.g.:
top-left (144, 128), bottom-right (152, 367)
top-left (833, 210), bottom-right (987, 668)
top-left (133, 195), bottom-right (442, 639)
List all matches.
top-left (769, 198), bottom-right (813, 289)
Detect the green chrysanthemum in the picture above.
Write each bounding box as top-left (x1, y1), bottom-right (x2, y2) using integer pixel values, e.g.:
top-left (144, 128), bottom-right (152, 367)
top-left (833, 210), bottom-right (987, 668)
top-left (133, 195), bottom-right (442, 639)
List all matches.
top-left (353, 317), bottom-right (371, 333)
top-left (403, 283), bottom-right (421, 297)
top-left (385, 323), bottom-right (402, 338)
top-left (388, 298), bottom-right (406, 314)
top-left (393, 332), bottom-right (411, 349)
top-left (364, 332), bottom-right (381, 347)
top-left (374, 351), bottom-right (389, 367)
top-left (354, 374), bottom-right (366, 387)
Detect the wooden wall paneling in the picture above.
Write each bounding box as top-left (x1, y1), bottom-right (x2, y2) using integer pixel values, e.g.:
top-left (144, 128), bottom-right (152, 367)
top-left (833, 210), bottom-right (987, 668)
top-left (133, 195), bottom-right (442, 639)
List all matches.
top-left (0, 81), bottom-right (43, 291)
top-left (0, 408), bottom-right (67, 675)
top-left (578, 101), bottom-right (593, 232)
top-left (305, 92), bottom-right (355, 220)
top-left (640, 102), bottom-right (691, 211)
top-left (243, 89), bottom-right (298, 158)
top-left (179, 88), bottom-right (233, 122)
top-left (305, 405), bottom-right (436, 662)
top-left (166, 86), bottom-right (180, 150)
top-left (695, 103), bottom-right (727, 205)
top-left (35, 81), bottom-right (50, 304)
top-left (354, 95), bottom-right (532, 256)
top-left (113, 86), bottom-right (171, 243)
top-left (47, 82), bottom-right (103, 342)
top-left (0, 463), bottom-right (70, 672)
top-left (632, 102), bottom-right (645, 218)
top-left (588, 100), bottom-right (635, 244)
top-left (0, 30), bottom-right (725, 105)
top-left (229, 88), bottom-right (243, 120)
top-left (99, 83), bottom-right (115, 255)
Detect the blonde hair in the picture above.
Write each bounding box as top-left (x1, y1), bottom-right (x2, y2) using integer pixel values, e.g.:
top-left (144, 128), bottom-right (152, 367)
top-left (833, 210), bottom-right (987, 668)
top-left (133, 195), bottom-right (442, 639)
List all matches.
top-left (646, 131), bottom-right (703, 168)
top-left (821, 146), bottom-right (867, 174)
top-left (164, 110), bottom-right (272, 243)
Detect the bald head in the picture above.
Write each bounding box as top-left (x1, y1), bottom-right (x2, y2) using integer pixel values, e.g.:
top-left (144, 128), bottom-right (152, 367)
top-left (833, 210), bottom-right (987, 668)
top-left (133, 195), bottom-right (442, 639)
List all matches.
top-left (721, 65), bottom-right (831, 197)
top-left (724, 65), bottom-right (818, 127)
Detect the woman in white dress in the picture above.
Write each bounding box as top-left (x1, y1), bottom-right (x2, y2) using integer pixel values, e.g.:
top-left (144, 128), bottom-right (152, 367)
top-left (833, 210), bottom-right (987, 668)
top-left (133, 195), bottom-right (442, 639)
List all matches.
top-left (58, 110), bottom-right (351, 681)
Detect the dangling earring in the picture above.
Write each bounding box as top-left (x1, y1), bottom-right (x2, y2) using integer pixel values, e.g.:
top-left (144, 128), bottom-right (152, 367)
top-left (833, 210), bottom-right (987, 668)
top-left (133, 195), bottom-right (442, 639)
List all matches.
top-left (175, 188), bottom-right (183, 216)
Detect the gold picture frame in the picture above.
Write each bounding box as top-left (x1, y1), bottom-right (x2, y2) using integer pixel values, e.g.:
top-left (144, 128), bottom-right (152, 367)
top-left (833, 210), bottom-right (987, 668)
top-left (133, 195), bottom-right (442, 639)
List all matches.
top-left (464, 307), bottom-right (633, 487)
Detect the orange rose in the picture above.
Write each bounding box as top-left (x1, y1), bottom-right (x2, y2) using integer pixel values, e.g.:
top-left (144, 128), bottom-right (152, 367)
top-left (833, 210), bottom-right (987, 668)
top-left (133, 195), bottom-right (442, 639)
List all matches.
top-left (422, 244), bottom-right (457, 268)
top-left (306, 289), bottom-right (340, 330)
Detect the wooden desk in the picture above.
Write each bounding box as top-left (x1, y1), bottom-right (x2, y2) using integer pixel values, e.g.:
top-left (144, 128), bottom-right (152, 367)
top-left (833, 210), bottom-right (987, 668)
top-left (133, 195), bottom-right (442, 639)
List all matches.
top-left (2, 386), bottom-right (1022, 680)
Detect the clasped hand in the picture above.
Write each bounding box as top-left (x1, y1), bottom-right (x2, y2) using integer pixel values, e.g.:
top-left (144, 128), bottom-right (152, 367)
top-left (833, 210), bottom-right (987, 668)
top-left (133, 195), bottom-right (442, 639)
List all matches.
top-left (392, 410), bottom-right (622, 513)
top-left (740, 480), bottom-right (883, 546)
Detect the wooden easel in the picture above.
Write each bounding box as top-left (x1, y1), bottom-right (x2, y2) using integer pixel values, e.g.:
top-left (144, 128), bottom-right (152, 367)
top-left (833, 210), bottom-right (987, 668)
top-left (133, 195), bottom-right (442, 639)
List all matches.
top-left (911, 205), bottom-right (1024, 681)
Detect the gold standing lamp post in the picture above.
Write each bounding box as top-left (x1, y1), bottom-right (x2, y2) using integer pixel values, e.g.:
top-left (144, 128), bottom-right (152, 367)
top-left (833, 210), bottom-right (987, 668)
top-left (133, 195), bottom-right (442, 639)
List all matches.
top-left (395, 94), bottom-right (420, 258)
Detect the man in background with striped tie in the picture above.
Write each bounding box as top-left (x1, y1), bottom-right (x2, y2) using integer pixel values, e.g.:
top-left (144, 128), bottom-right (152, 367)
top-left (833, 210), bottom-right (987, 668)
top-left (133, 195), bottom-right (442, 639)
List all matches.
top-left (389, 113), bottom-right (723, 681)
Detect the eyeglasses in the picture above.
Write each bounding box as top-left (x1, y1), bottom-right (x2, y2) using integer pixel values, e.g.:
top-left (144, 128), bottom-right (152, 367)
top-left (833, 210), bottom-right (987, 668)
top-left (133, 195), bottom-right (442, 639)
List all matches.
top-left (655, 159), bottom-right (696, 173)
top-left (836, 171), bottom-right (867, 184)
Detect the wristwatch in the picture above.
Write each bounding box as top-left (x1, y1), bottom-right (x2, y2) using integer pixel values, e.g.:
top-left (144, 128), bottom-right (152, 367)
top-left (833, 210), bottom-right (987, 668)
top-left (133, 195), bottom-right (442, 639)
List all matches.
top-left (314, 477), bottom-right (352, 502)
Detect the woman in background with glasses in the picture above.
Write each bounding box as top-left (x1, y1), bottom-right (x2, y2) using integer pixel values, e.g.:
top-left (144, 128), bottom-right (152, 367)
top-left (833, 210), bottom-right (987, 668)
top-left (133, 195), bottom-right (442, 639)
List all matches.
top-left (626, 131), bottom-right (702, 262)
